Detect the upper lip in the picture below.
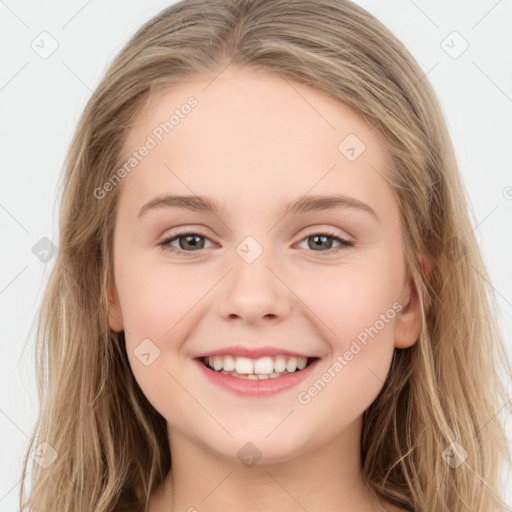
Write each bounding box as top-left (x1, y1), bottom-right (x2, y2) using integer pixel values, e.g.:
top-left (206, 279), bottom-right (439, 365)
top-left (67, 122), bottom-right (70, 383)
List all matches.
top-left (194, 344), bottom-right (317, 359)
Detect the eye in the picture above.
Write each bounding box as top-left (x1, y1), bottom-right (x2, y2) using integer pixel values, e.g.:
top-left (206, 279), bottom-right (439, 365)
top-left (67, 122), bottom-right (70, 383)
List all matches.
top-left (295, 231), bottom-right (354, 255)
top-left (158, 230), bottom-right (354, 255)
top-left (158, 231), bottom-right (214, 254)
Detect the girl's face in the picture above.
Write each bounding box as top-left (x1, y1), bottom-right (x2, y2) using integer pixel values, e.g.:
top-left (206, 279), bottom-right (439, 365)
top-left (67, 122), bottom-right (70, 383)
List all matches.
top-left (108, 65), bottom-right (422, 464)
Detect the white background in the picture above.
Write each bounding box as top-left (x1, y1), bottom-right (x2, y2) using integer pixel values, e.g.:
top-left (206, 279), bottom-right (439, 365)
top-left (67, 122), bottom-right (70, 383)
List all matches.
top-left (0, 0), bottom-right (511, 509)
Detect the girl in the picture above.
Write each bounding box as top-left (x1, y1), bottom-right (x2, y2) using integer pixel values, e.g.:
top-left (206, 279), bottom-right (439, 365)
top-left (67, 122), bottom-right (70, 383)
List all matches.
top-left (19, 0), bottom-right (511, 510)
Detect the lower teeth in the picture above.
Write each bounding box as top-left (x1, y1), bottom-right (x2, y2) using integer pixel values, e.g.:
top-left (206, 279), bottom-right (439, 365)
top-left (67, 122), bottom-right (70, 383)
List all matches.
top-left (218, 369), bottom-right (292, 379)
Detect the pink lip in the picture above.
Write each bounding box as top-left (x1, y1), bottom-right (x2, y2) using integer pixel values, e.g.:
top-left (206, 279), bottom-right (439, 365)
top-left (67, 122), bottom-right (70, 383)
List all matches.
top-left (194, 357), bottom-right (320, 397)
top-left (194, 344), bottom-right (315, 359)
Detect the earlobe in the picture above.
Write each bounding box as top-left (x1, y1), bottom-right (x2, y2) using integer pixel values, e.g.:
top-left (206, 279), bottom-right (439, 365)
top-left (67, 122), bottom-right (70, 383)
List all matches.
top-left (394, 278), bottom-right (422, 349)
top-left (394, 256), bottom-right (430, 349)
top-left (107, 284), bottom-right (124, 332)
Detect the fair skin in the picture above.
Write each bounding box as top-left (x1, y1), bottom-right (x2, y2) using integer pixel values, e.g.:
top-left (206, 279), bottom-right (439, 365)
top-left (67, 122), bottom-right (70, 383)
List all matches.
top-left (108, 65), bottom-right (422, 511)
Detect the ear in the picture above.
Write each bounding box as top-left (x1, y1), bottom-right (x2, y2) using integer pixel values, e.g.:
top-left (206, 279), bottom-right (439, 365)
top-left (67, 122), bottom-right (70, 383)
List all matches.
top-left (394, 255), bottom-right (431, 349)
top-left (107, 283), bottom-right (124, 332)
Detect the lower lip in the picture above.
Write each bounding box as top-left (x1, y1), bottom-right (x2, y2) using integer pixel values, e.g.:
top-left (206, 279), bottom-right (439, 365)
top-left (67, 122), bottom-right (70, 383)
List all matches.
top-left (194, 358), bottom-right (320, 397)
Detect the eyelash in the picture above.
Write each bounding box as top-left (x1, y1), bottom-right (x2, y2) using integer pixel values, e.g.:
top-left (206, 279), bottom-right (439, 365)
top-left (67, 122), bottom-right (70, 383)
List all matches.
top-left (158, 230), bottom-right (354, 256)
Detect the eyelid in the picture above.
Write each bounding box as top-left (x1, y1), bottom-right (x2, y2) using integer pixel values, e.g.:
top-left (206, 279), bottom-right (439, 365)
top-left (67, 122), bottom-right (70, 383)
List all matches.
top-left (158, 229), bottom-right (215, 250)
top-left (294, 230), bottom-right (354, 254)
top-left (159, 224), bottom-right (353, 242)
top-left (159, 224), bottom-right (355, 243)
top-left (296, 223), bottom-right (354, 241)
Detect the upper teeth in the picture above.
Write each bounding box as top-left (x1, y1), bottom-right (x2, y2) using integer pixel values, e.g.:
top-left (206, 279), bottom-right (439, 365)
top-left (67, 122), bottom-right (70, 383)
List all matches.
top-left (206, 355), bottom-right (308, 374)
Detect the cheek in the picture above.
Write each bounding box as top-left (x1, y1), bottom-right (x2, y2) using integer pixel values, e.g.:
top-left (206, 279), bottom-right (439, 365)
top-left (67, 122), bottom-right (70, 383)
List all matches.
top-left (118, 258), bottom-right (205, 337)
top-left (308, 255), bottom-right (403, 345)
top-left (118, 269), bottom-right (201, 424)
top-left (114, 258), bottom-right (199, 400)
top-left (295, 254), bottom-right (402, 410)
top-left (296, 283), bottom-right (400, 427)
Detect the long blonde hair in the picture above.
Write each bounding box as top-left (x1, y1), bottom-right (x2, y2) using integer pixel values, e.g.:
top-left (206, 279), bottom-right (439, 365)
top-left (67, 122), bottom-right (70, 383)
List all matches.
top-left (19, 0), bottom-right (511, 510)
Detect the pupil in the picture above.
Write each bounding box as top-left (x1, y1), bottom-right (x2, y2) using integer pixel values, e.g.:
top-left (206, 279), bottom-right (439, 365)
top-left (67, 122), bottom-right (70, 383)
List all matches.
top-left (182, 234), bottom-right (203, 250)
top-left (310, 235), bottom-right (332, 251)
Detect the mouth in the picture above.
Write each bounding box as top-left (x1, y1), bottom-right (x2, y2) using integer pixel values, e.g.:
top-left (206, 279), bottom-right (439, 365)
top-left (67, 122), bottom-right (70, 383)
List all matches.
top-left (197, 355), bottom-right (319, 380)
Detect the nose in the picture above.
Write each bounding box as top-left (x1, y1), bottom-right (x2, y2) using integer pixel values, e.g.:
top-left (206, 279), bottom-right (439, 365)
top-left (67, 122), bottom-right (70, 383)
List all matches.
top-left (216, 256), bottom-right (292, 325)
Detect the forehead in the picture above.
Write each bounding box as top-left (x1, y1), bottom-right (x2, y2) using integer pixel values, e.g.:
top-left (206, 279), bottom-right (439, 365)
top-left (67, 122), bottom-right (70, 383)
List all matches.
top-left (118, 65), bottom-right (394, 218)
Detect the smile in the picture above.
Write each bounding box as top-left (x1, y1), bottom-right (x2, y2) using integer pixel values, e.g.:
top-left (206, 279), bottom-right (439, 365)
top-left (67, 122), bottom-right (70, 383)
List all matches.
top-left (195, 355), bottom-right (320, 396)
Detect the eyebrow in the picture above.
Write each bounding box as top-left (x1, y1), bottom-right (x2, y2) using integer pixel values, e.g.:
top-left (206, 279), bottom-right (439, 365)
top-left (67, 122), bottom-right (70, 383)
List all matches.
top-left (137, 193), bottom-right (378, 220)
